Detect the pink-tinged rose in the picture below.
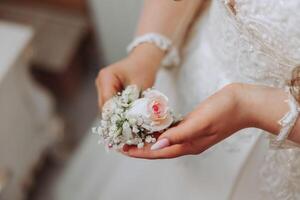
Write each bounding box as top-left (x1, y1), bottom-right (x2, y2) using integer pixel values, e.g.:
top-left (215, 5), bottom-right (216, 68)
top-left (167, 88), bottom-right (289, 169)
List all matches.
top-left (126, 89), bottom-right (173, 133)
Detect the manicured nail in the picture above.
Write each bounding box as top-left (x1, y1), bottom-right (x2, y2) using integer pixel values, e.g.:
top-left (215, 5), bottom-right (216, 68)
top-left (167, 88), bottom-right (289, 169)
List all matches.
top-left (151, 138), bottom-right (170, 151)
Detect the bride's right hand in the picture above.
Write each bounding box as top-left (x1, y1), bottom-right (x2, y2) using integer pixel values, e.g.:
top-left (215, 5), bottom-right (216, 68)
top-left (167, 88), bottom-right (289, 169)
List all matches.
top-left (95, 44), bottom-right (164, 108)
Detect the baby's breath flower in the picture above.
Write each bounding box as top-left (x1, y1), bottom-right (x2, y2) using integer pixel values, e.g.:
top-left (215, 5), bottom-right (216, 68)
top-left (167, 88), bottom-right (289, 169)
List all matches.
top-left (115, 108), bottom-right (124, 115)
top-left (136, 117), bottom-right (143, 126)
top-left (132, 125), bottom-right (139, 134)
top-left (101, 120), bottom-right (108, 127)
top-left (122, 121), bottom-right (133, 139)
top-left (145, 135), bottom-right (153, 143)
top-left (109, 124), bottom-right (118, 132)
top-left (93, 85), bottom-right (180, 150)
top-left (126, 140), bottom-right (133, 145)
top-left (128, 117), bottom-right (137, 125)
top-left (111, 115), bottom-right (120, 124)
top-left (137, 143), bottom-right (144, 149)
top-left (102, 112), bottom-right (110, 121)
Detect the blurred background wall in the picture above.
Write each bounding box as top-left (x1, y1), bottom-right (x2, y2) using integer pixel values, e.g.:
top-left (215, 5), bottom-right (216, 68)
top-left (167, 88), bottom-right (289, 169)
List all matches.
top-left (88, 0), bottom-right (143, 64)
top-left (0, 0), bottom-right (145, 199)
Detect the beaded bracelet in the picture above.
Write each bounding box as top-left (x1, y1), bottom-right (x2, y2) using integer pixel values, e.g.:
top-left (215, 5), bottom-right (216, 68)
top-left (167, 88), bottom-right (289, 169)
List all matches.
top-left (275, 87), bottom-right (300, 147)
top-left (127, 33), bottom-right (180, 68)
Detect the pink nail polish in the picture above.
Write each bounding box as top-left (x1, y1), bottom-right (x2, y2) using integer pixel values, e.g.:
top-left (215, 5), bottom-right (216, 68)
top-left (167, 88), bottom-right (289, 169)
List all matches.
top-left (151, 138), bottom-right (170, 151)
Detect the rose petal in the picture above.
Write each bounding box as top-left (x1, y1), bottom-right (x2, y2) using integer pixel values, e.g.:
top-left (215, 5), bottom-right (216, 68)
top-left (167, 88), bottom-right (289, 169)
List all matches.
top-left (141, 115), bottom-right (173, 133)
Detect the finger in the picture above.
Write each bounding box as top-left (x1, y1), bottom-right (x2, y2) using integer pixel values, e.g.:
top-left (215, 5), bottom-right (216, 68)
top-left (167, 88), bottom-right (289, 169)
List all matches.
top-left (99, 74), bottom-right (118, 108)
top-left (125, 132), bottom-right (219, 159)
top-left (157, 116), bottom-right (203, 146)
top-left (122, 144), bottom-right (131, 152)
top-left (187, 134), bottom-right (219, 155)
top-left (96, 69), bottom-right (122, 108)
top-left (118, 144), bottom-right (134, 156)
top-left (127, 143), bottom-right (190, 159)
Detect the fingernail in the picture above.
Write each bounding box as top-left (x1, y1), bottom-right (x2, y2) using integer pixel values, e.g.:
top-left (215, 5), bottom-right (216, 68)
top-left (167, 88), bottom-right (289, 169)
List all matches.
top-left (151, 138), bottom-right (170, 151)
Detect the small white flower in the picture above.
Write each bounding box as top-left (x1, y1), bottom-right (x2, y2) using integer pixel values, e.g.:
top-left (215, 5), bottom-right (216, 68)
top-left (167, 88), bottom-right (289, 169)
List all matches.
top-left (113, 137), bottom-right (120, 143)
top-left (122, 121), bottom-right (133, 139)
top-left (115, 108), bottom-right (124, 115)
top-left (108, 131), bottom-right (114, 137)
top-left (102, 98), bottom-right (117, 114)
top-left (136, 117), bottom-right (144, 126)
top-left (92, 127), bottom-right (98, 134)
top-left (97, 128), bottom-right (104, 136)
top-left (137, 143), bottom-right (144, 149)
top-left (145, 135), bottom-right (153, 143)
top-left (120, 95), bottom-right (129, 103)
top-left (109, 124), bottom-right (118, 132)
top-left (110, 115), bottom-right (120, 124)
top-left (101, 120), bottom-right (108, 127)
top-left (132, 125), bottom-right (139, 134)
top-left (128, 117), bottom-right (137, 125)
top-left (102, 112), bottom-right (110, 121)
top-left (123, 85), bottom-right (140, 102)
top-left (126, 140), bottom-right (133, 145)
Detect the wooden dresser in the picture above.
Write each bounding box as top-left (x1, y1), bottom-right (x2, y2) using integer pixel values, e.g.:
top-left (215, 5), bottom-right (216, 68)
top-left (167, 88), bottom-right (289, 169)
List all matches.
top-left (0, 21), bottom-right (62, 200)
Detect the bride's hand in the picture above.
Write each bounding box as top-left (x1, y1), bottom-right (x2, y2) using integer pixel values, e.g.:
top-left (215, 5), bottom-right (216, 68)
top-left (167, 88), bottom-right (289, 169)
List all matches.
top-left (125, 83), bottom-right (289, 159)
top-left (96, 44), bottom-right (164, 108)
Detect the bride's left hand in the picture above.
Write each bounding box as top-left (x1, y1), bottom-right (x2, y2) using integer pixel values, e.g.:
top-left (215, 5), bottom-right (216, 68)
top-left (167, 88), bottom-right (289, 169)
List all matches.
top-left (124, 83), bottom-right (289, 159)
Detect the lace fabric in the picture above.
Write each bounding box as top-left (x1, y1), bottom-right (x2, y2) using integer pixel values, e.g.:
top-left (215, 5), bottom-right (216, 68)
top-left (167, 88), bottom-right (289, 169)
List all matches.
top-left (218, 0), bottom-right (300, 198)
top-left (54, 1), bottom-right (300, 200)
top-left (259, 148), bottom-right (300, 200)
top-left (274, 87), bottom-right (300, 147)
top-left (208, 0), bottom-right (300, 87)
top-left (178, 0), bottom-right (300, 199)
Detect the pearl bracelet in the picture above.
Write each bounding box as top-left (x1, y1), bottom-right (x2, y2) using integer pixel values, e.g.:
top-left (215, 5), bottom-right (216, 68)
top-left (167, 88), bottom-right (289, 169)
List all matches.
top-left (274, 87), bottom-right (300, 147)
top-left (127, 33), bottom-right (180, 68)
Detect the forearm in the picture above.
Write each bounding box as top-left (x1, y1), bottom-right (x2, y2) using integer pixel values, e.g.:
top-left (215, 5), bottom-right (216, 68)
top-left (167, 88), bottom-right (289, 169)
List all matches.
top-left (240, 84), bottom-right (300, 144)
top-left (136, 0), bottom-right (203, 44)
top-left (129, 0), bottom-right (203, 72)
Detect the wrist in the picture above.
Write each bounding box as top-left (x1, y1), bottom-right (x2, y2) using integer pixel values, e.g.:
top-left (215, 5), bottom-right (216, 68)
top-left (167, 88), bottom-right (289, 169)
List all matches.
top-left (128, 43), bottom-right (165, 72)
top-left (236, 83), bottom-right (261, 128)
top-left (238, 84), bottom-right (290, 133)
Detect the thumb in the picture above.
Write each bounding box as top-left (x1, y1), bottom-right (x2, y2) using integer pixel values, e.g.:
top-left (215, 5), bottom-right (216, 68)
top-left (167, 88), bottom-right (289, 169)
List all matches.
top-left (97, 70), bottom-right (122, 108)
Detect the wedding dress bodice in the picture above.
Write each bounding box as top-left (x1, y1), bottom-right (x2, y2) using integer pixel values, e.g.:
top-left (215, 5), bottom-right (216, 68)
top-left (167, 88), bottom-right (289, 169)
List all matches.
top-left (179, 0), bottom-right (300, 111)
top-left (55, 1), bottom-right (300, 200)
top-left (177, 0), bottom-right (300, 199)
top-left (206, 0), bottom-right (300, 87)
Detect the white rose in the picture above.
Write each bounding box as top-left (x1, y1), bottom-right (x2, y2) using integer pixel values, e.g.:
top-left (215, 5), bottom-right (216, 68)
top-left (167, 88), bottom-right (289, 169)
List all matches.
top-left (126, 89), bottom-right (173, 133)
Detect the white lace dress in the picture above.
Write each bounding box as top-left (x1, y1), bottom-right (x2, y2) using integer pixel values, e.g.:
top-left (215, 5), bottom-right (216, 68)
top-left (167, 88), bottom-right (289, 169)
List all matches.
top-left (55, 1), bottom-right (300, 199)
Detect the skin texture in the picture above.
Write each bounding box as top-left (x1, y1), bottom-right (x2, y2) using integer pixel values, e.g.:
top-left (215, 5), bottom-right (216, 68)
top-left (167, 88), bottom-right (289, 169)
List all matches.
top-left (95, 0), bottom-right (300, 159)
top-left (96, 0), bottom-right (204, 108)
top-left (123, 84), bottom-right (291, 159)
top-left (96, 44), bottom-right (164, 108)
